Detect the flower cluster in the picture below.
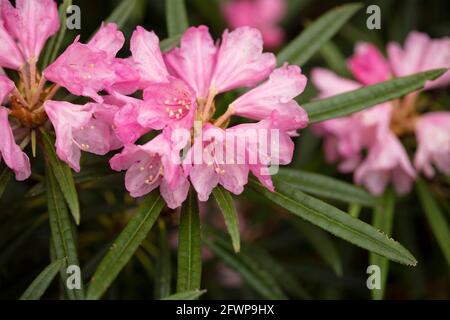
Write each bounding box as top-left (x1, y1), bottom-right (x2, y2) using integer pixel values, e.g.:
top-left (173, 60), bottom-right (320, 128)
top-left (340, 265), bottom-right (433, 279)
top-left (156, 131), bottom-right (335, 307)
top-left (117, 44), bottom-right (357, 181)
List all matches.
top-left (222, 0), bottom-right (286, 49)
top-left (313, 31), bottom-right (450, 195)
top-left (32, 17), bottom-right (307, 208)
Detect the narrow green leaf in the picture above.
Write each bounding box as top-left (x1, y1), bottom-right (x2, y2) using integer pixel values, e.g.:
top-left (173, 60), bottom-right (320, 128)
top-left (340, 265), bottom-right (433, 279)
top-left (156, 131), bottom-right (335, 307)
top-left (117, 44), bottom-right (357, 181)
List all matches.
top-left (416, 180), bottom-right (450, 267)
top-left (213, 187), bottom-right (241, 252)
top-left (0, 165), bottom-right (12, 200)
top-left (204, 233), bottom-right (286, 300)
top-left (293, 219), bottom-right (343, 277)
top-left (275, 168), bottom-right (376, 207)
top-left (42, 0), bottom-right (73, 68)
top-left (162, 289), bottom-right (206, 300)
top-left (86, 191), bottom-right (165, 300)
top-left (46, 168), bottom-right (84, 300)
top-left (41, 130), bottom-right (80, 225)
top-left (248, 179), bottom-right (417, 266)
top-left (369, 189), bottom-right (396, 300)
top-left (304, 69), bottom-right (447, 123)
top-left (105, 0), bottom-right (137, 28)
top-left (177, 189), bottom-right (202, 292)
top-left (165, 0), bottom-right (189, 38)
top-left (20, 259), bottom-right (64, 300)
top-left (160, 34), bottom-right (182, 52)
top-left (155, 220), bottom-right (172, 299)
top-left (348, 203), bottom-right (362, 219)
top-left (319, 41), bottom-right (351, 77)
top-left (277, 3), bottom-right (362, 66)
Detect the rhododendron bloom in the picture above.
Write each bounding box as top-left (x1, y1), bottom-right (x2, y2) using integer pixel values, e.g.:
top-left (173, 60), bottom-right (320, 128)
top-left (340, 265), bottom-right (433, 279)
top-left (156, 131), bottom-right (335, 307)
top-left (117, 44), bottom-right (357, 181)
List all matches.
top-left (414, 112), bottom-right (450, 178)
top-left (312, 31), bottom-right (450, 195)
top-left (109, 25), bottom-right (308, 207)
top-left (44, 23), bottom-right (139, 103)
top-left (222, 0), bottom-right (286, 49)
top-left (1, 0), bottom-right (59, 63)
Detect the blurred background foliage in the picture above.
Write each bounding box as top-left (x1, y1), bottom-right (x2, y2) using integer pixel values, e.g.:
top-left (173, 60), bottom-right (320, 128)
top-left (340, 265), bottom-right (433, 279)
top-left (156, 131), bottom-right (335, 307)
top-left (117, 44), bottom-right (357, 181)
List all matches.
top-left (0, 0), bottom-right (449, 299)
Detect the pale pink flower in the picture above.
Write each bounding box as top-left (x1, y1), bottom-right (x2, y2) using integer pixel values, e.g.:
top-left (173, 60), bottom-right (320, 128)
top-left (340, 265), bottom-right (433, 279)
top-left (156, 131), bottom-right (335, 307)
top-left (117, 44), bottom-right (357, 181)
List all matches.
top-left (110, 132), bottom-right (189, 209)
top-left (414, 112), bottom-right (450, 178)
top-left (355, 133), bottom-right (416, 196)
top-left (44, 23), bottom-right (139, 103)
top-left (0, 20), bottom-right (24, 69)
top-left (183, 124), bottom-right (250, 201)
top-left (222, 0), bottom-right (286, 49)
top-left (387, 31), bottom-right (450, 89)
top-left (348, 43), bottom-right (391, 85)
top-left (44, 101), bottom-right (122, 172)
top-left (1, 0), bottom-right (59, 62)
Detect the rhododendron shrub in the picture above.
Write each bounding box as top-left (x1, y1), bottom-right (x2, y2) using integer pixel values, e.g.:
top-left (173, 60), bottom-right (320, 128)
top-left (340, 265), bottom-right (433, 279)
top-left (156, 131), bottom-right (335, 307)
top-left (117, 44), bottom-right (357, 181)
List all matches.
top-left (0, 0), bottom-right (448, 301)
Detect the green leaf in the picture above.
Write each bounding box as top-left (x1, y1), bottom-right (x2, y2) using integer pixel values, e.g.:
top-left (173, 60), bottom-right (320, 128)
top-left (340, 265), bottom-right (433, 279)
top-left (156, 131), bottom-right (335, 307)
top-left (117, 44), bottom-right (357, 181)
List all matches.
top-left (86, 191), bottom-right (165, 300)
top-left (165, 0), bottom-right (189, 38)
top-left (277, 3), bottom-right (362, 66)
top-left (155, 220), bottom-right (172, 299)
top-left (177, 189), bottom-right (202, 292)
top-left (416, 180), bottom-right (450, 267)
top-left (160, 34), bottom-right (182, 52)
top-left (161, 289), bottom-right (206, 300)
top-left (248, 179), bottom-right (416, 266)
top-left (41, 130), bottom-right (80, 225)
top-left (319, 41), bottom-right (351, 77)
top-left (0, 165), bottom-right (12, 200)
top-left (203, 231), bottom-right (287, 300)
top-left (105, 0), bottom-right (137, 28)
top-left (42, 0), bottom-right (73, 68)
top-left (275, 169), bottom-right (376, 207)
top-left (213, 187), bottom-right (241, 252)
top-left (369, 189), bottom-right (396, 300)
top-left (304, 69), bottom-right (447, 123)
top-left (46, 168), bottom-right (84, 300)
top-left (293, 219), bottom-right (343, 277)
top-left (20, 259), bottom-right (64, 300)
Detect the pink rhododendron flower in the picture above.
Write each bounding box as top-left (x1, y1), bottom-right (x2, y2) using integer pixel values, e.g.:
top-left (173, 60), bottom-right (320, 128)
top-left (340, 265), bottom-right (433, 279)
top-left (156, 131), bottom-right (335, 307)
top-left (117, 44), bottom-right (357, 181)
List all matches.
top-left (110, 131), bottom-right (189, 209)
top-left (414, 112), bottom-right (450, 178)
top-left (312, 31), bottom-right (450, 195)
top-left (222, 0), bottom-right (286, 49)
top-left (387, 31), bottom-right (450, 89)
top-left (44, 23), bottom-right (139, 103)
top-left (109, 25), bottom-right (308, 207)
top-left (44, 101), bottom-right (122, 172)
top-left (1, 0), bottom-right (59, 63)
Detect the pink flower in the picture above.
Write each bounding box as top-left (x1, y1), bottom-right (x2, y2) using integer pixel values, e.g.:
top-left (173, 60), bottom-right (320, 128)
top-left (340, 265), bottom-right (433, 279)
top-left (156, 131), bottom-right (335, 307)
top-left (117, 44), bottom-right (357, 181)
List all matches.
top-left (1, 0), bottom-right (59, 62)
top-left (222, 0), bottom-right (286, 49)
top-left (414, 112), bottom-right (450, 178)
top-left (0, 20), bottom-right (24, 69)
top-left (183, 124), bottom-right (250, 201)
top-left (387, 31), bottom-right (450, 89)
top-left (229, 64), bottom-right (308, 129)
top-left (355, 133), bottom-right (416, 196)
top-left (209, 27), bottom-right (276, 94)
top-left (348, 43), bottom-right (391, 85)
top-left (44, 101), bottom-right (122, 172)
top-left (110, 132), bottom-right (189, 209)
top-left (44, 23), bottom-right (139, 103)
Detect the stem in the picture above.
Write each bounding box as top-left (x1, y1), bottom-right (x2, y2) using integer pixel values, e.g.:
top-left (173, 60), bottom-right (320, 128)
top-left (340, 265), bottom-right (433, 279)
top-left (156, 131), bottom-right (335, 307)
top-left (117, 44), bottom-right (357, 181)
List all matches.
top-left (214, 106), bottom-right (234, 127)
top-left (12, 87), bottom-right (29, 108)
top-left (45, 84), bottom-right (61, 101)
top-left (30, 76), bottom-right (46, 108)
top-left (29, 59), bottom-right (37, 88)
top-left (19, 68), bottom-right (32, 103)
top-left (202, 89), bottom-right (216, 121)
top-left (31, 130), bottom-right (37, 158)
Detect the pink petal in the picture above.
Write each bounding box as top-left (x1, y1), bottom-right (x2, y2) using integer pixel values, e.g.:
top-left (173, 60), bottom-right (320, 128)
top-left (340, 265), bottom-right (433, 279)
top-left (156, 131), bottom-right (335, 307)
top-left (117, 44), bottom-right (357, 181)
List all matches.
top-left (189, 163), bottom-right (219, 201)
top-left (1, 0), bottom-right (59, 61)
top-left (0, 74), bottom-right (14, 103)
top-left (164, 26), bottom-right (217, 99)
top-left (160, 178), bottom-right (190, 209)
top-left (311, 68), bottom-right (361, 98)
top-left (130, 26), bottom-right (169, 85)
top-left (88, 23), bottom-right (125, 59)
top-left (114, 103), bottom-right (150, 144)
top-left (0, 21), bottom-right (24, 69)
top-left (44, 100), bottom-right (93, 172)
top-left (348, 43), bottom-right (391, 85)
top-left (210, 27), bottom-right (276, 94)
top-left (0, 106), bottom-right (31, 180)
